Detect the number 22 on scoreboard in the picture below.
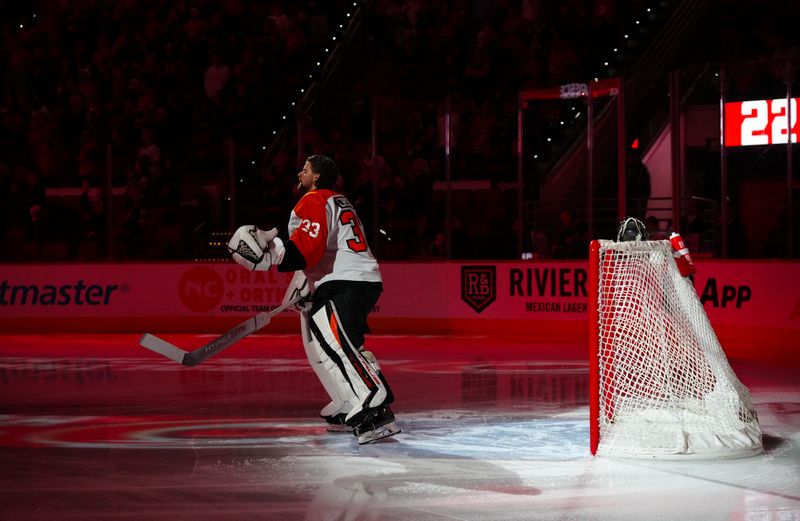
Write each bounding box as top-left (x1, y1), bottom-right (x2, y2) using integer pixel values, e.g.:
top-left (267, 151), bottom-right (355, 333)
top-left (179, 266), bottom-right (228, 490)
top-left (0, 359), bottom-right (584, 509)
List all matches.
top-left (726, 97), bottom-right (798, 147)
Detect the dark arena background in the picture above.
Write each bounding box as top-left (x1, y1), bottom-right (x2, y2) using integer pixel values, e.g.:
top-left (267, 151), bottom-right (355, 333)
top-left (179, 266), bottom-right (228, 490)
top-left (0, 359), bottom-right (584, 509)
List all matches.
top-left (1, 1), bottom-right (798, 520)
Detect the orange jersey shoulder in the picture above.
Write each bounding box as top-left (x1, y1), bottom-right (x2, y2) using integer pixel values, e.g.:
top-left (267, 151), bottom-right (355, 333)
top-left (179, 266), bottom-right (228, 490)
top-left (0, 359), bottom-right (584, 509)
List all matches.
top-left (289, 190), bottom-right (337, 268)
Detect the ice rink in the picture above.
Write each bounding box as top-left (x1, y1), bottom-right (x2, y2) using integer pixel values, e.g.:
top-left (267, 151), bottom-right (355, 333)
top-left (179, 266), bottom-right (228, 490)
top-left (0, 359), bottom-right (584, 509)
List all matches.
top-left (1, 333), bottom-right (798, 520)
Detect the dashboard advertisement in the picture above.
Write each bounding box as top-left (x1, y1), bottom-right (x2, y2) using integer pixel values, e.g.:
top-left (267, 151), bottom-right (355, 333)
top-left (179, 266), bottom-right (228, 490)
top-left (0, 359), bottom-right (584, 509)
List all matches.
top-left (1, 261), bottom-right (797, 346)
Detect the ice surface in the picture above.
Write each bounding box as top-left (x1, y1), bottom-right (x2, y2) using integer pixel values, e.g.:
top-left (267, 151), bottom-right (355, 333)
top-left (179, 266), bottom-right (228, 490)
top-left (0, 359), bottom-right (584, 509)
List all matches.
top-left (0, 333), bottom-right (797, 521)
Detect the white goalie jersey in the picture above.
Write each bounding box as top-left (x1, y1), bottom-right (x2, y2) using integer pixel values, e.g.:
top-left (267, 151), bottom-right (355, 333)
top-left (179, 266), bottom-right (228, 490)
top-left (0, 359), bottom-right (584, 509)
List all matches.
top-left (287, 189), bottom-right (381, 288)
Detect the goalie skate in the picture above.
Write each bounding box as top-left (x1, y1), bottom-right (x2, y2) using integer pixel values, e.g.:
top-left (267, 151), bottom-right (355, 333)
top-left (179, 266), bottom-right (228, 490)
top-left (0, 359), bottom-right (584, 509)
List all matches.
top-left (354, 407), bottom-right (401, 445)
top-left (323, 412), bottom-right (352, 433)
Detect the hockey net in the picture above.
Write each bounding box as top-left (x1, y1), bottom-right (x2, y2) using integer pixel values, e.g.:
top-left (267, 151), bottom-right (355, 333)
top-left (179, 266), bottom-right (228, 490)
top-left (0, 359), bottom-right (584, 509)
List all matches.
top-left (588, 239), bottom-right (762, 459)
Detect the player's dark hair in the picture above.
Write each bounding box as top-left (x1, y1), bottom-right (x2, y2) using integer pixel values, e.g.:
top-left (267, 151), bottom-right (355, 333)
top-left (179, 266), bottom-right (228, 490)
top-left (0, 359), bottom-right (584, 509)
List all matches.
top-left (307, 155), bottom-right (339, 190)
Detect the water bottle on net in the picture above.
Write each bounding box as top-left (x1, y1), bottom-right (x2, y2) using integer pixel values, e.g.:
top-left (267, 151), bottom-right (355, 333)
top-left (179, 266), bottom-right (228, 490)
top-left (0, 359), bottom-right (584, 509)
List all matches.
top-left (669, 232), bottom-right (697, 277)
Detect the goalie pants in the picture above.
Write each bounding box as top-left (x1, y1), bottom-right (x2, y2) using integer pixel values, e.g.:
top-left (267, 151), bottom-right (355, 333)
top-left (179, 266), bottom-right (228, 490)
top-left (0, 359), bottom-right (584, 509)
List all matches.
top-left (309, 281), bottom-right (382, 349)
top-left (304, 281), bottom-right (394, 426)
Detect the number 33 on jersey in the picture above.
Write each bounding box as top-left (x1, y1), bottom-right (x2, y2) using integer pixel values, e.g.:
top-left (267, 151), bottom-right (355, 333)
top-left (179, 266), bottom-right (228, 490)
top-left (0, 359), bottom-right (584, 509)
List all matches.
top-left (288, 189), bottom-right (381, 287)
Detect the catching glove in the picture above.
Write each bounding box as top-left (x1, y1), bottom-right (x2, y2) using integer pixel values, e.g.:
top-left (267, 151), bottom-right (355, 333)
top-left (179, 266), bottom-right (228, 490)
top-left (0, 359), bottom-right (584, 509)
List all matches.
top-left (228, 225), bottom-right (285, 271)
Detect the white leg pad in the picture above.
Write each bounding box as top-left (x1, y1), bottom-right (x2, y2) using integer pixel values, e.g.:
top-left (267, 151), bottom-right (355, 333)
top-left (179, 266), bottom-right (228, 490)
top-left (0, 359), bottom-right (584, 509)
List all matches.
top-left (310, 304), bottom-right (387, 424)
top-left (301, 311), bottom-right (353, 418)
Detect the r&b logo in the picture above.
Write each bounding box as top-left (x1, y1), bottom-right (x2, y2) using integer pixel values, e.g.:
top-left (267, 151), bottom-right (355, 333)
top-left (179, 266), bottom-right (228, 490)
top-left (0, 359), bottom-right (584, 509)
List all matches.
top-left (461, 266), bottom-right (496, 313)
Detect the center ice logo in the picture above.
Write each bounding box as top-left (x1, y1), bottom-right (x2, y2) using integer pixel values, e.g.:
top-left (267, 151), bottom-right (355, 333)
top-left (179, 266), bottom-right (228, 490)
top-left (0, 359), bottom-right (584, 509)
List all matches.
top-left (461, 266), bottom-right (496, 313)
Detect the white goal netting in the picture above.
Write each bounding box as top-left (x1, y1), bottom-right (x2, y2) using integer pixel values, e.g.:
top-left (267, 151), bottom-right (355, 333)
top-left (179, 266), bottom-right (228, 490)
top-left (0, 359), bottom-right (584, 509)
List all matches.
top-left (591, 239), bottom-right (762, 459)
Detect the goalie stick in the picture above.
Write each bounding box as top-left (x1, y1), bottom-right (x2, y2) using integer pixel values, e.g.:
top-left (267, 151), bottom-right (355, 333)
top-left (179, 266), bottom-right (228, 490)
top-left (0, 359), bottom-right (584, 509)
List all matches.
top-left (139, 296), bottom-right (303, 366)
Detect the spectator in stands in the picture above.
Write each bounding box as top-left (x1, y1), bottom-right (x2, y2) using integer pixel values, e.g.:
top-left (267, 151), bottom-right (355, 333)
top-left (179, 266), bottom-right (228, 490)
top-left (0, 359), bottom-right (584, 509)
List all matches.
top-left (408, 157), bottom-right (434, 216)
top-left (183, 7), bottom-right (210, 45)
top-left (359, 145), bottom-right (387, 187)
top-left (551, 209), bottom-right (586, 259)
top-left (726, 202), bottom-right (749, 259)
top-left (79, 177), bottom-right (105, 242)
top-left (409, 214), bottom-right (436, 257)
top-left (268, 3), bottom-right (291, 33)
top-left (121, 166), bottom-right (148, 258)
top-left (465, 99), bottom-right (498, 179)
top-left (204, 51), bottom-right (231, 100)
top-left (430, 216), bottom-right (470, 258)
top-left (625, 150), bottom-right (651, 219)
top-left (405, 105), bottom-right (436, 159)
top-left (545, 30), bottom-right (582, 84)
top-left (137, 128), bottom-right (161, 181)
top-left (24, 172), bottom-right (47, 242)
top-left (300, 114), bottom-right (324, 155)
top-left (352, 151), bottom-right (379, 236)
top-left (27, 107), bottom-right (57, 184)
top-left (464, 46), bottom-right (492, 98)
top-left (77, 130), bottom-right (102, 185)
top-left (645, 215), bottom-right (667, 240)
top-left (284, 16), bottom-right (309, 61)
top-left (0, 164), bottom-right (12, 234)
top-left (4, 0), bottom-right (793, 264)
top-left (380, 189), bottom-right (411, 258)
top-left (431, 229), bottom-right (446, 257)
top-left (682, 199), bottom-right (706, 252)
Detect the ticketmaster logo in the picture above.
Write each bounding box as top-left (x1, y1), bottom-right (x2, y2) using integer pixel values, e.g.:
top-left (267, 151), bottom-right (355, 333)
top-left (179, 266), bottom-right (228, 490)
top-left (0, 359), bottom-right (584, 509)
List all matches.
top-left (0, 280), bottom-right (121, 306)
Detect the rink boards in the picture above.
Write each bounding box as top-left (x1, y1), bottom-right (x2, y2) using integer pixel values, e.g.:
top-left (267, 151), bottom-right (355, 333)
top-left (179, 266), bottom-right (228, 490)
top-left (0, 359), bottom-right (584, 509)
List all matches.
top-left (0, 260), bottom-right (797, 352)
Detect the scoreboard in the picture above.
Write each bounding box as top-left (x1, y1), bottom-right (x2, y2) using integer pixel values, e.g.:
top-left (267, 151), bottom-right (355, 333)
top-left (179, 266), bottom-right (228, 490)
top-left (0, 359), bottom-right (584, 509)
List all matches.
top-left (724, 97), bottom-right (798, 147)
